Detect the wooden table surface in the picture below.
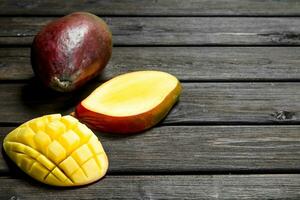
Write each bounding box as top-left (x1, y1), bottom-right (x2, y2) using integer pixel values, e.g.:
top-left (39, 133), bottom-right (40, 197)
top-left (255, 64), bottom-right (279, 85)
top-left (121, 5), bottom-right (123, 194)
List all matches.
top-left (1, 1), bottom-right (300, 199)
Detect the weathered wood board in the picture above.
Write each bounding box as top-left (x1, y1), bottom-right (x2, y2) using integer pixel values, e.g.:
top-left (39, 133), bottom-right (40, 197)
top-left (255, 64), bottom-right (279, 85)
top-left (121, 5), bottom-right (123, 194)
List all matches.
top-left (1, 17), bottom-right (300, 45)
top-left (1, 175), bottom-right (300, 199)
top-left (1, 0), bottom-right (300, 16)
top-left (2, 47), bottom-right (300, 81)
top-left (0, 82), bottom-right (299, 124)
top-left (1, 126), bottom-right (300, 174)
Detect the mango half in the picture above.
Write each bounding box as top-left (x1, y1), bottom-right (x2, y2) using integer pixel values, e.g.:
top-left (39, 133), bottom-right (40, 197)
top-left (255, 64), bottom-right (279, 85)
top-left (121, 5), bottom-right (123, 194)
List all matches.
top-left (3, 114), bottom-right (108, 186)
top-left (75, 71), bottom-right (182, 134)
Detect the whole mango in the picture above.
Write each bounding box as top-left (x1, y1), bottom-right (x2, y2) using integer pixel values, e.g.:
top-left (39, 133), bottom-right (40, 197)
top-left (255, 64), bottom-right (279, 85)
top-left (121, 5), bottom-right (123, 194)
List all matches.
top-left (31, 12), bottom-right (112, 92)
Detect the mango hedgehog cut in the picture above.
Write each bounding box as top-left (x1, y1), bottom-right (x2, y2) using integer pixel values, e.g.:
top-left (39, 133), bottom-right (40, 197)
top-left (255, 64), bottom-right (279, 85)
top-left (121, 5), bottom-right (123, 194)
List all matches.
top-left (3, 114), bottom-right (109, 186)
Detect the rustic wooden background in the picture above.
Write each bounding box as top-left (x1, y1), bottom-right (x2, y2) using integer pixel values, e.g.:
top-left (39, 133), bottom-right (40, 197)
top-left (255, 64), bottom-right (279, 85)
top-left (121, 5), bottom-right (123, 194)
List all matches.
top-left (1, 0), bottom-right (300, 199)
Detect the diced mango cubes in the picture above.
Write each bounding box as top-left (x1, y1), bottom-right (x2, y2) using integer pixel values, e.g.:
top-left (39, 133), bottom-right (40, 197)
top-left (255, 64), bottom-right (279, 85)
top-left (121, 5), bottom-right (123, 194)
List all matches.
top-left (3, 114), bottom-right (109, 186)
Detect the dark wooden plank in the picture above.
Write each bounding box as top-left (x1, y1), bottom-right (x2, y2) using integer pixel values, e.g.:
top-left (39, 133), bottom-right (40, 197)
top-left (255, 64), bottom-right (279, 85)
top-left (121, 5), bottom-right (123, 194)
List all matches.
top-left (0, 82), bottom-right (300, 124)
top-left (1, 175), bottom-right (300, 199)
top-left (2, 47), bottom-right (300, 81)
top-left (2, 17), bottom-right (300, 45)
top-left (1, 126), bottom-right (300, 174)
top-left (0, 48), bottom-right (32, 80)
top-left (1, 0), bottom-right (300, 16)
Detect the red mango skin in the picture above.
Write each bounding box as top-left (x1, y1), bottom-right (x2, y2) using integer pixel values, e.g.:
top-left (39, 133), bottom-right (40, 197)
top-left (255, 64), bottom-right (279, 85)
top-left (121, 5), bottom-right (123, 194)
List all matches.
top-left (31, 12), bottom-right (112, 92)
top-left (75, 83), bottom-right (182, 134)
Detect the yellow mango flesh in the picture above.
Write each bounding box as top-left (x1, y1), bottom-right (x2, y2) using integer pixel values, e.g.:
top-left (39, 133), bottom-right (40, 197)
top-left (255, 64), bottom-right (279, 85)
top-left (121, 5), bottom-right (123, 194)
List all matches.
top-left (3, 114), bottom-right (108, 186)
top-left (76, 71), bottom-right (181, 134)
top-left (82, 70), bottom-right (180, 116)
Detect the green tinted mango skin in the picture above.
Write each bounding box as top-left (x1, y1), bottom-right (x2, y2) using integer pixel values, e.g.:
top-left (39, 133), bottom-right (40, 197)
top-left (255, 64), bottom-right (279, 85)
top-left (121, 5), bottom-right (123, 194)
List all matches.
top-left (31, 12), bottom-right (112, 92)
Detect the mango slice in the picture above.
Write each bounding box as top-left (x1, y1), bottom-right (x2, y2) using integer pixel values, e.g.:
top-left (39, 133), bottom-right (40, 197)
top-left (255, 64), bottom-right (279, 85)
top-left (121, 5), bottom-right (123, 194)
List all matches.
top-left (75, 71), bottom-right (182, 133)
top-left (3, 114), bottom-right (108, 186)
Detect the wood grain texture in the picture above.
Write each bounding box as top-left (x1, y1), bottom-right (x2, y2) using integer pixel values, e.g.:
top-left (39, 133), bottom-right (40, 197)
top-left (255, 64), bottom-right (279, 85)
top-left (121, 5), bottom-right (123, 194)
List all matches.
top-left (1, 175), bottom-right (300, 199)
top-left (2, 47), bottom-right (300, 81)
top-left (2, 17), bottom-right (300, 45)
top-left (1, 0), bottom-right (300, 16)
top-left (1, 126), bottom-right (300, 174)
top-left (0, 82), bottom-right (300, 124)
top-left (2, 1), bottom-right (300, 199)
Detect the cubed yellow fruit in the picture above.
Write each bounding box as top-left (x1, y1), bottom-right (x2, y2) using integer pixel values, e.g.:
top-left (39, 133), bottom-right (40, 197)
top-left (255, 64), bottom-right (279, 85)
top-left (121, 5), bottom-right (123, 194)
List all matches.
top-left (3, 114), bottom-right (109, 186)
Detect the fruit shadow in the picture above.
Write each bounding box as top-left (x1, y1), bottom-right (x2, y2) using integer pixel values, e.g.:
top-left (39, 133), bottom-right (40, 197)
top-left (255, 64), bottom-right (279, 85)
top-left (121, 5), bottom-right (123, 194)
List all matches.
top-left (20, 78), bottom-right (101, 116)
top-left (20, 78), bottom-right (158, 138)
